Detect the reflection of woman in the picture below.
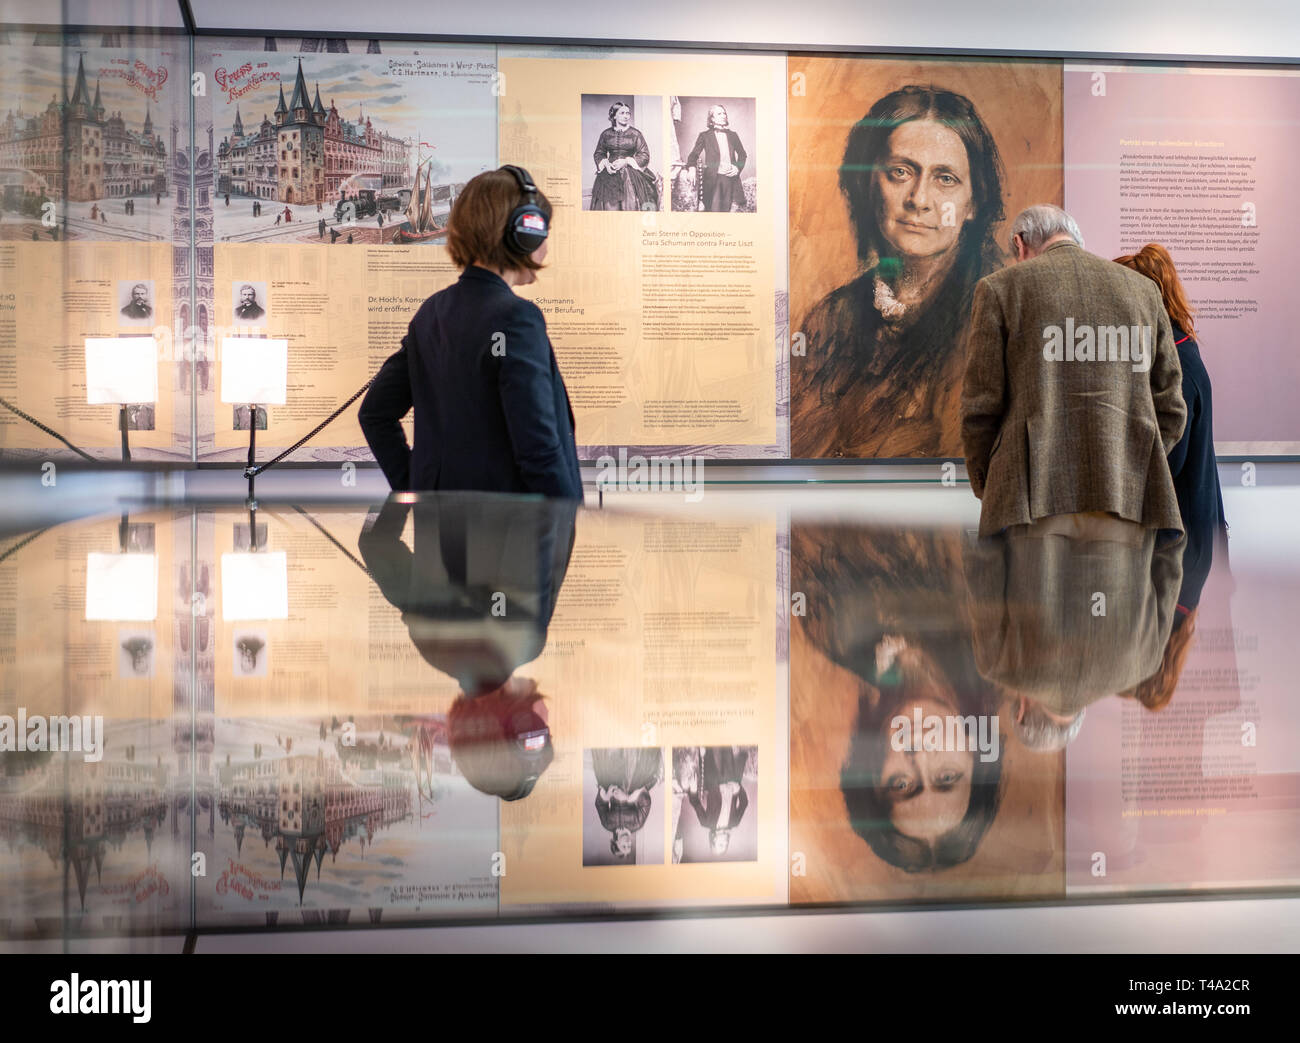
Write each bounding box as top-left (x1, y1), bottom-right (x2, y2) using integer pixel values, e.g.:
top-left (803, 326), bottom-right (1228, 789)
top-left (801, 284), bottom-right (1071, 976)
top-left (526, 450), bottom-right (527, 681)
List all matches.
top-left (796, 527), bottom-right (1004, 871)
top-left (1114, 243), bottom-right (1231, 713)
top-left (592, 748), bottom-right (663, 859)
top-left (792, 85), bottom-right (1006, 459)
top-left (590, 102), bottom-right (659, 211)
top-left (681, 104), bottom-right (747, 213)
top-left (687, 745), bottom-right (749, 856)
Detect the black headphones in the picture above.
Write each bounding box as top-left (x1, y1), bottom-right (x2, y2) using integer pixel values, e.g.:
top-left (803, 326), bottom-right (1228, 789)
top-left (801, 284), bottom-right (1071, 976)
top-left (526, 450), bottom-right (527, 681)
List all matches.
top-left (501, 164), bottom-right (549, 256)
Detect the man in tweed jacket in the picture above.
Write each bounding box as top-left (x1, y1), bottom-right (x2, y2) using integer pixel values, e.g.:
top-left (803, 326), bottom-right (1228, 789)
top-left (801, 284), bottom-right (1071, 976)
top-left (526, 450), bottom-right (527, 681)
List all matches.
top-left (961, 205), bottom-right (1186, 537)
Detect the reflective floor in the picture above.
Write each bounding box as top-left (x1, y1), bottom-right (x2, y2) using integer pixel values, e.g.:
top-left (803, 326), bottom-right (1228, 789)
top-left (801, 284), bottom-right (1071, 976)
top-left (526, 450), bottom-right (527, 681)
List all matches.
top-left (0, 474), bottom-right (1297, 946)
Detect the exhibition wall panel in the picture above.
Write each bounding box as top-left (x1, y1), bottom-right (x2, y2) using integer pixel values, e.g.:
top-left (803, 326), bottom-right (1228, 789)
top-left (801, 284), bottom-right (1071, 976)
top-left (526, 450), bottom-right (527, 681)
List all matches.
top-left (2, 24), bottom-right (1297, 465)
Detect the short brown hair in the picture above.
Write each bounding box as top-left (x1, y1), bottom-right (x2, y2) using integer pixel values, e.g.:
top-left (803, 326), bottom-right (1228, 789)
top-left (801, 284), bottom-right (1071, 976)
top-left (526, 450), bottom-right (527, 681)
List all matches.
top-left (447, 168), bottom-right (552, 273)
top-left (1114, 243), bottom-right (1197, 338)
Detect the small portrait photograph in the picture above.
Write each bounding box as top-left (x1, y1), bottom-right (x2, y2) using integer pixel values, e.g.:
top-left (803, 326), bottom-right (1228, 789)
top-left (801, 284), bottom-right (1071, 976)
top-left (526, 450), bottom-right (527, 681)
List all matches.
top-left (581, 94), bottom-right (664, 212)
top-left (232, 522), bottom-right (268, 551)
top-left (233, 404), bottom-right (268, 431)
top-left (671, 745), bottom-right (758, 863)
top-left (124, 403), bottom-right (155, 431)
top-left (670, 96), bottom-right (757, 214)
top-left (124, 522), bottom-right (155, 553)
top-left (117, 280), bottom-right (155, 325)
top-left (117, 629), bottom-right (156, 678)
top-left (582, 747), bottom-right (665, 866)
top-left (231, 281), bottom-right (268, 327)
top-left (233, 629), bottom-right (269, 678)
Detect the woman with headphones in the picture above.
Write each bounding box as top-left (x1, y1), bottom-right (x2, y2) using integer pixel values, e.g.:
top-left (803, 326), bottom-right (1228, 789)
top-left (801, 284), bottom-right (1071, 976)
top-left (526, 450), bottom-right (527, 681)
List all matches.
top-left (359, 166), bottom-right (583, 500)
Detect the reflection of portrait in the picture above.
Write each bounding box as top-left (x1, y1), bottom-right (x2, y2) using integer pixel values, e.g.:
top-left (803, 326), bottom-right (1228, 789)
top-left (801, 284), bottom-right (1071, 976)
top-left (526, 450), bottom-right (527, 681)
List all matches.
top-left (124, 523), bottom-right (155, 553)
top-left (234, 631), bottom-right (267, 676)
top-left (233, 282), bottom-right (266, 324)
top-left (795, 527), bottom-right (1005, 872)
top-left (791, 84), bottom-right (1008, 459)
top-left (674, 101), bottom-right (749, 213)
top-left (119, 281), bottom-right (153, 321)
top-left (358, 494), bottom-right (578, 802)
top-left (232, 522), bottom-right (268, 551)
top-left (125, 403), bottom-right (155, 431)
top-left (588, 100), bottom-right (660, 211)
top-left (118, 631), bottom-right (155, 677)
top-left (587, 747), bottom-right (663, 864)
top-left (233, 405), bottom-right (267, 431)
top-left (963, 518), bottom-right (1184, 751)
top-left (672, 745), bottom-right (758, 863)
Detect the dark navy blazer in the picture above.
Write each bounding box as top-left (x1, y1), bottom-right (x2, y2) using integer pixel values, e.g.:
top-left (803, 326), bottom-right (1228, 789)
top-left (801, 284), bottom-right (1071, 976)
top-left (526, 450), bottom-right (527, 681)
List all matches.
top-left (359, 265), bottom-right (582, 499)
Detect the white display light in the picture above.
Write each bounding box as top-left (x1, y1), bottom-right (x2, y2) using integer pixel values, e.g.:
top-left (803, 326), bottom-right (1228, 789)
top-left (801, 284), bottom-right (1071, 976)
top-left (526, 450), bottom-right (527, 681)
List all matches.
top-left (85, 337), bottom-right (158, 405)
top-left (85, 552), bottom-right (158, 621)
top-left (221, 550), bottom-right (289, 621)
top-left (220, 337), bottom-right (288, 405)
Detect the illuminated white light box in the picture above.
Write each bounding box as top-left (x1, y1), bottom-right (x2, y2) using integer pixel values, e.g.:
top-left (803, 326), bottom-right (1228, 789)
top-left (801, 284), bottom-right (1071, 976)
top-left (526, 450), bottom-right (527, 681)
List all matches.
top-left (221, 337), bottom-right (288, 405)
top-left (221, 551), bottom-right (289, 621)
top-left (85, 337), bottom-right (159, 405)
top-left (85, 552), bottom-right (158, 621)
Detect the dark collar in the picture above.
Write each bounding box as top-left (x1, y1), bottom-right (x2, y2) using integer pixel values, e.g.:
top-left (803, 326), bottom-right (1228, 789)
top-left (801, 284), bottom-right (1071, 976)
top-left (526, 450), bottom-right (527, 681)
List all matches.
top-left (459, 265), bottom-right (511, 291)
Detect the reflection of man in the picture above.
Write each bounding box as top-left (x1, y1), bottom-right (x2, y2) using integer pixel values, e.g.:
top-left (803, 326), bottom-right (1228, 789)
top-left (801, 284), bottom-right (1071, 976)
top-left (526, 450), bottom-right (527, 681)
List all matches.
top-left (121, 283), bottom-right (152, 320)
top-left (234, 284), bottom-right (265, 321)
top-left (236, 635), bottom-right (265, 674)
top-left (687, 745), bottom-right (749, 856)
top-left (963, 515), bottom-right (1184, 751)
top-left (681, 104), bottom-right (747, 212)
top-left (961, 205), bottom-right (1186, 537)
top-left (121, 636), bottom-right (154, 676)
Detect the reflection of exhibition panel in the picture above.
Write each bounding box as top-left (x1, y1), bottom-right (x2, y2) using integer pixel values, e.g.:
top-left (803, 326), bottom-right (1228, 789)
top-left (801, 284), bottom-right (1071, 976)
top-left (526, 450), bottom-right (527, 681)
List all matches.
top-left (2, 33), bottom-right (1298, 461)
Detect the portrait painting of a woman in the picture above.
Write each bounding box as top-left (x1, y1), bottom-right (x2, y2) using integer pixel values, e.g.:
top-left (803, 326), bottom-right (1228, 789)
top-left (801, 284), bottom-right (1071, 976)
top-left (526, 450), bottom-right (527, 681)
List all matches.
top-left (791, 84), bottom-right (1007, 458)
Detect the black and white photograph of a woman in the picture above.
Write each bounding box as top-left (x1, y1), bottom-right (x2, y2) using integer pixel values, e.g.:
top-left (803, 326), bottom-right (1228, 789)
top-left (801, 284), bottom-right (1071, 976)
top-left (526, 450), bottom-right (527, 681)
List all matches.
top-left (581, 95), bottom-right (663, 211)
top-left (670, 96), bottom-right (757, 213)
top-left (582, 747), bottom-right (665, 865)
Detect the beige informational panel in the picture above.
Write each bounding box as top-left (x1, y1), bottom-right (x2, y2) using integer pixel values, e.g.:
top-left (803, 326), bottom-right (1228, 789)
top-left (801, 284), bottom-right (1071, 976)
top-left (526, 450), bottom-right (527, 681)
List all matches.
top-left (498, 48), bottom-right (787, 457)
top-left (499, 508), bottom-right (787, 910)
top-left (0, 34), bottom-right (188, 459)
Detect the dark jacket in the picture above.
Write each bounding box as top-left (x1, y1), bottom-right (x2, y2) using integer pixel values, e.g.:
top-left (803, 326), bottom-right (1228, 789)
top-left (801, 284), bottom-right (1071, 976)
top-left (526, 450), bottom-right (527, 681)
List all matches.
top-left (359, 266), bottom-right (582, 499)
top-left (1167, 324), bottom-right (1227, 610)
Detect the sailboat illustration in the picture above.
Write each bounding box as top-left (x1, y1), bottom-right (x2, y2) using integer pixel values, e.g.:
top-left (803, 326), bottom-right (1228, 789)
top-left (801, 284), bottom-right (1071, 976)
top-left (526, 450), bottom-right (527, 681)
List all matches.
top-left (391, 157), bottom-right (449, 245)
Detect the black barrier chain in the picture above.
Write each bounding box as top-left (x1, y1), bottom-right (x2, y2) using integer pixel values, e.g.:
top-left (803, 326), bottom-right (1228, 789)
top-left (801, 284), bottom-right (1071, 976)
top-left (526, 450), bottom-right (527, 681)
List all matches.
top-left (245, 377), bottom-right (377, 478)
top-left (289, 504), bottom-right (371, 579)
top-left (0, 397), bottom-right (98, 463)
top-left (0, 526), bottom-right (52, 566)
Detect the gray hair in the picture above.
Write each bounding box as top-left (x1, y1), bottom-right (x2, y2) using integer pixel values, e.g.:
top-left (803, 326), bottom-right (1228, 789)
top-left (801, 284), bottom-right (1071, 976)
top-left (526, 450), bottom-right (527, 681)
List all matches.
top-left (1013, 700), bottom-right (1086, 752)
top-left (1010, 204), bottom-right (1084, 251)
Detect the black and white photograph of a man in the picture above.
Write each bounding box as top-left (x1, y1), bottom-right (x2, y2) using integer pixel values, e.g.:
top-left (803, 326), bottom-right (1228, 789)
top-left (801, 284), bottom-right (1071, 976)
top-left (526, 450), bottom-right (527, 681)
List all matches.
top-left (118, 630), bottom-right (155, 678)
top-left (670, 97), bottom-right (757, 213)
top-left (233, 404), bottom-right (268, 431)
top-left (125, 403), bottom-right (155, 431)
top-left (233, 629), bottom-right (268, 677)
top-left (671, 744), bottom-right (759, 863)
top-left (232, 281), bottom-right (267, 326)
top-left (118, 280), bottom-right (155, 324)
